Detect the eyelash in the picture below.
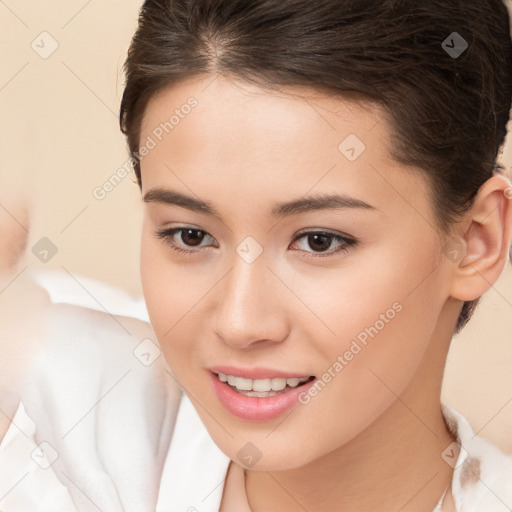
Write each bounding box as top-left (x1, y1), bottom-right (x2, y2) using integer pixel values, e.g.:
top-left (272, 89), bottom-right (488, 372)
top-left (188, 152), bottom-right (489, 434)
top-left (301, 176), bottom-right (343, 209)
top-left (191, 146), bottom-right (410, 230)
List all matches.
top-left (155, 227), bottom-right (358, 258)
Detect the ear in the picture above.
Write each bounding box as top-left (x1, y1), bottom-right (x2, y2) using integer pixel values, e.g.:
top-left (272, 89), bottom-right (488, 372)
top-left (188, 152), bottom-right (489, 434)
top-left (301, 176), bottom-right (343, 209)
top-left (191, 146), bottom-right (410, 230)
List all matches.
top-left (449, 174), bottom-right (512, 302)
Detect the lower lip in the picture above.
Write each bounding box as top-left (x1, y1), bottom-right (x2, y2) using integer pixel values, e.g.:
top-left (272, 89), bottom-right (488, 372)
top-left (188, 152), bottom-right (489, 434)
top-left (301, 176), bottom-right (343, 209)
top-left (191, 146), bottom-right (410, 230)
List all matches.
top-left (209, 372), bottom-right (316, 422)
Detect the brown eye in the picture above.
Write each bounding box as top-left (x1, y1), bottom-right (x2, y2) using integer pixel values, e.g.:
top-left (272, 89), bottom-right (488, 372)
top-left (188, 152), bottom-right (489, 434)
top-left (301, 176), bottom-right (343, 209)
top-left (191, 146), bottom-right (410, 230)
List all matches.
top-left (156, 227), bottom-right (217, 254)
top-left (180, 228), bottom-right (206, 246)
top-left (306, 233), bottom-right (333, 252)
top-left (290, 230), bottom-right (358, 257)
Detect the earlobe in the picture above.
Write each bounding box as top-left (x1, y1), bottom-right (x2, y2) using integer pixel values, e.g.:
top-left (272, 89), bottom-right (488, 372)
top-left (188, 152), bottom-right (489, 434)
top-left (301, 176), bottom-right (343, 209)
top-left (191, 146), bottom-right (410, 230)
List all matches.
top-left (449, 174), bottom-right (512, 302)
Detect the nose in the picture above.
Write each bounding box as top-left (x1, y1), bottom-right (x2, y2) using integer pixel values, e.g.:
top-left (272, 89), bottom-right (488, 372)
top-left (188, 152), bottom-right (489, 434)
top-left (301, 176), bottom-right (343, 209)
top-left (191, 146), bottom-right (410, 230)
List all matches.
top-left (213, 250), bottom-right (290, 350)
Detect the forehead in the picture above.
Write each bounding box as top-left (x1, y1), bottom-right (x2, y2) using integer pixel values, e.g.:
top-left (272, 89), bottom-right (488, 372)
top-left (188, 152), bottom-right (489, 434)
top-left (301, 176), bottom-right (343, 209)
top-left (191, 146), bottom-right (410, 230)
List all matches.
top-left (138, 75), bottom-right (434, 225)
top-left (140, 75), bottom-right (384, 154)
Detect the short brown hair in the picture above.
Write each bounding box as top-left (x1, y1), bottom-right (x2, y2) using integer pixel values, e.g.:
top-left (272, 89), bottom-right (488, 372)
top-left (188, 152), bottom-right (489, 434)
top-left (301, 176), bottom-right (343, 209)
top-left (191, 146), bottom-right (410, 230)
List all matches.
top-left (119, 0), bottom-right (512, 332)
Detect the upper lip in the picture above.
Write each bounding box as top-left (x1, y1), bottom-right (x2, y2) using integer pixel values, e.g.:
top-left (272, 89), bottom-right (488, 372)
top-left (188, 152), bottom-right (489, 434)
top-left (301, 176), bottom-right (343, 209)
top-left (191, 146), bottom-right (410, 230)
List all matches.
top-left (208, 366), bottom-right (315, 380)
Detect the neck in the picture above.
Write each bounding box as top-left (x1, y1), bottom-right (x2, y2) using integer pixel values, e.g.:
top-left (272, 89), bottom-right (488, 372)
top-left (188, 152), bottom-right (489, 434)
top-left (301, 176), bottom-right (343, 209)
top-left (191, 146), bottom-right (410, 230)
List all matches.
top-left (245, 311), bottom-right (459, 512)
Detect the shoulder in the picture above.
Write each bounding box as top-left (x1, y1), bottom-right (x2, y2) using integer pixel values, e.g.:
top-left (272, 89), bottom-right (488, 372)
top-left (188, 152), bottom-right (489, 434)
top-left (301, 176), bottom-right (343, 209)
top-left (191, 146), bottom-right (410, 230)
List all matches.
top-left (0, 270), bottom-right (183, 511)
top-left (442, 404), bottom-right (512, 512)
top-left (21, 268), bottom-right (183, 410)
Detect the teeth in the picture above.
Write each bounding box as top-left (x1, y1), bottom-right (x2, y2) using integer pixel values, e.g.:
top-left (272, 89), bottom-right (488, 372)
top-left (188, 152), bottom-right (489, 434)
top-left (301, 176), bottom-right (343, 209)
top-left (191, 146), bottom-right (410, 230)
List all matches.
top-left (271, 378), bottom-right (287, 391)
top-left (235, 377), bottom-right (253, 391)
top-left (253, 378), bottom-right (272, 392)
top-left (217, 372), bottom-right (310, 393)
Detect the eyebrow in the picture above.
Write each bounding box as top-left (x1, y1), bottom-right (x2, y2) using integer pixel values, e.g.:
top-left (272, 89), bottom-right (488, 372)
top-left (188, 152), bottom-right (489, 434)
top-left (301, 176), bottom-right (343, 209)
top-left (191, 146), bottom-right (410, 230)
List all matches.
top-left (143, 188), bottom-right (376, 219)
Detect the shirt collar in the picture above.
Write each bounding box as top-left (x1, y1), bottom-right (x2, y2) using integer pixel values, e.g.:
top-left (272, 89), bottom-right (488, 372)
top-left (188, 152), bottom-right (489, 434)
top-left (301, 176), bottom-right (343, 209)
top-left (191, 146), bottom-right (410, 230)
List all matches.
top-left (442, 404), bottom-right (512, 511)
top-left (157, 392), bottom-right (231, 512)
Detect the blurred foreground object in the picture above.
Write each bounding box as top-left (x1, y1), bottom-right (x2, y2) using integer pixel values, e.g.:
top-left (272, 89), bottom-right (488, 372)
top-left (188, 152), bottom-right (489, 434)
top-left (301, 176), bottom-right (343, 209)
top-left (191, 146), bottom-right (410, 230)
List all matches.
top-left (0, 192), bottom-right (181, 511)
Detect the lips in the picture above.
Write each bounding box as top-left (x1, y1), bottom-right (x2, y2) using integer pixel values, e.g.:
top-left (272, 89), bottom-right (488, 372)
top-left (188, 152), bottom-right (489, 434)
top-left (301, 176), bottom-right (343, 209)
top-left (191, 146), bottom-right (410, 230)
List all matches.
top-left (208, 367), bottom-right (316, 421)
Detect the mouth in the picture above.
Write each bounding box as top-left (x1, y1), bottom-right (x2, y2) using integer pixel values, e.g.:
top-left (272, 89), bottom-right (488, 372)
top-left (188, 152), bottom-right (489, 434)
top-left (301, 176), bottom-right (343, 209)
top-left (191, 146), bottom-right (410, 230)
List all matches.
top-left (208, 368), bottom-right (317, 421)
top-left (214, 372), bottom-right (316, 397)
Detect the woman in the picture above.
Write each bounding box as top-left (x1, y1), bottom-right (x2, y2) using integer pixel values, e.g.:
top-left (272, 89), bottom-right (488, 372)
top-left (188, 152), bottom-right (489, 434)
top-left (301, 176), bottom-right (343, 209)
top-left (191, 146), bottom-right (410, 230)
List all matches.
top-left (2, 0), bottom-right (512, 511)
top-left (118, 0), bottom-right (512, 510)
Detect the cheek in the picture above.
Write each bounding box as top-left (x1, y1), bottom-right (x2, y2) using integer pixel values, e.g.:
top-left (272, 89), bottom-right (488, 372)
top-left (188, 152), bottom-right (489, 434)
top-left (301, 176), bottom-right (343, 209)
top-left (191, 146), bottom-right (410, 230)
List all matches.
top-left (140, 231), bottom-right (184, 351)
top-left (140, 229), bottom-right (213, 372)
top-left (284, 240), bottom-right (444, 426)
top-left (280, 235), bottom-right (443, 358)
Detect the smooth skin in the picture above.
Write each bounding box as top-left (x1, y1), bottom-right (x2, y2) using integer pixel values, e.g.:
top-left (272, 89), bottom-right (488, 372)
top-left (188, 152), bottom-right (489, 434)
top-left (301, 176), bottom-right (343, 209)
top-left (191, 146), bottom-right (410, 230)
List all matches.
top-left (138, 75), bottom-right (512, 512)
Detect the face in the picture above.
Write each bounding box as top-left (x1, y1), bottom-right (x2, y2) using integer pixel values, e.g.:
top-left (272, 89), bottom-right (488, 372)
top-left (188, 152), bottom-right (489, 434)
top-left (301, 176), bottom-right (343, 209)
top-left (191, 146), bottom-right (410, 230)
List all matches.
top-left (139, 75), bottom-right (454, 470)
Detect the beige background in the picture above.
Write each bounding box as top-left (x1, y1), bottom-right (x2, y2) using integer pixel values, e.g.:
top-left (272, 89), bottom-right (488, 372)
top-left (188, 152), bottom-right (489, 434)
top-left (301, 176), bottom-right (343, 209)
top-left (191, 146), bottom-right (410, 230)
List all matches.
top-left (0, 1), bottom-right (511, 452)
